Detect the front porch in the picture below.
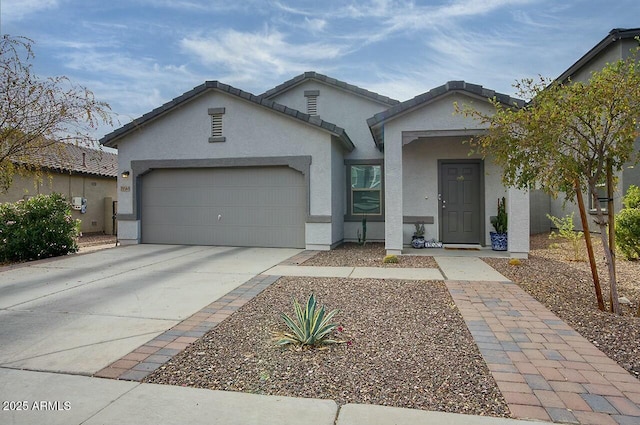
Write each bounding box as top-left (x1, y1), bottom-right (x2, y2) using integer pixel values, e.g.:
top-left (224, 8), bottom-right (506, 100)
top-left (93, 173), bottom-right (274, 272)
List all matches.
top-left (366, 82), bottom-right (530, 258)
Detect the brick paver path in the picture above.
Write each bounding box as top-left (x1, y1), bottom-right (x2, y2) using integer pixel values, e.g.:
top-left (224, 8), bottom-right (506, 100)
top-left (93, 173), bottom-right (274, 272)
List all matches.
top-left (447, 280), bottom-right (640, 425)
top-left (94, 274), bottom-right (280, 381)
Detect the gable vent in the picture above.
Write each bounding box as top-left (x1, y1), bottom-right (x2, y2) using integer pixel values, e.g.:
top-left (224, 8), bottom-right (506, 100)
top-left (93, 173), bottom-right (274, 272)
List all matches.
top-left (207, 107), bottom-right (226, 143)
top-left (211, 114), bottom-right (222, 137)
top-left (304, 90), bottom-right (319, 116)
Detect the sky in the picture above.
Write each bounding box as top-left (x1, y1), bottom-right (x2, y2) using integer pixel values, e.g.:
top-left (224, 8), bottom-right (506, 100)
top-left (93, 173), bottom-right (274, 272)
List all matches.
top-left (2, 0), bottom-right (640, 140)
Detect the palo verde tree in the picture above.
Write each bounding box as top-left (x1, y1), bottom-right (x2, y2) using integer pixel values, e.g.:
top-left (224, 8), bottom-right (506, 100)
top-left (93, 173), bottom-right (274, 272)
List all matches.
top-left (458, 46), bottom-right (640, 315)
top-left (0, 34), bottom-right (113, 192)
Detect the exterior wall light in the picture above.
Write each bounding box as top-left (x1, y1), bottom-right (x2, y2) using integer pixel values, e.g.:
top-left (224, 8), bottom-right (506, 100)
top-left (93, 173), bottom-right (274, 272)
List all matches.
top-left (122, 171), bottom-right (130, 178)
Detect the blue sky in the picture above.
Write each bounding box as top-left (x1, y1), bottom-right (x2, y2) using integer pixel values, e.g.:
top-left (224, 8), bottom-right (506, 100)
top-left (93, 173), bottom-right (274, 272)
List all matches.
top-left (2, 0), bottom-right (639, 139)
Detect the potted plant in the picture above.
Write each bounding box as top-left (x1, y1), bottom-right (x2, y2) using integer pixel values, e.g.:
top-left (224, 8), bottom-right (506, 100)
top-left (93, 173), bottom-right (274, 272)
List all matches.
top-left (411, 221), bottom-right (425, 248)
top-left (490, 197), bottom-right (508, 251)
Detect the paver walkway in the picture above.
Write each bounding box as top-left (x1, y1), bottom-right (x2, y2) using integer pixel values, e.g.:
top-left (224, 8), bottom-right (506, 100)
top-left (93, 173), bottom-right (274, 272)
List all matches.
top-left (95, 274), bottom-right (280, 381)
top-left (447, 280), bottom-right (640, 425)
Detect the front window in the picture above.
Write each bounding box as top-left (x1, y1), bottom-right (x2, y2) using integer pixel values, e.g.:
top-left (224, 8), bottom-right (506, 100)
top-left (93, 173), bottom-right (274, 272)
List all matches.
top-left (350, 165), bottom-right (381, 214)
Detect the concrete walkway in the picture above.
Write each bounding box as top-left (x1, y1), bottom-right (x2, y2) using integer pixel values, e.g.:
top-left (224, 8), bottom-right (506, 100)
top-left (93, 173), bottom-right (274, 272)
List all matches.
top-left (263, 255), bottom-right (508, 282)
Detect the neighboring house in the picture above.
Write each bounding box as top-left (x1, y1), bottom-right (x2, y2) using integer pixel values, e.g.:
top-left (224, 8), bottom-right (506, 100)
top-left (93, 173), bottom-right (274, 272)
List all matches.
top-left (101, 72), bottom-right (531, 257)
top-left (531, 28), bottom-right (640, 233)
top-left (0, 143), bottom-right (118, 234)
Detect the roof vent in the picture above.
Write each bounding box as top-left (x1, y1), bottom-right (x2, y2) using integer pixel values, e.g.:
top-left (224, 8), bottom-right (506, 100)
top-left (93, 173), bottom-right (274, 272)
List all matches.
top-left (304, 90), bottom-right (319, 116)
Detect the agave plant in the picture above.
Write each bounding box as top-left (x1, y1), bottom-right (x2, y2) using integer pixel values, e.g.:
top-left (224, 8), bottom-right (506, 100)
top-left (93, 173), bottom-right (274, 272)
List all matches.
top-left (275, 293), bottom-right (341, 347)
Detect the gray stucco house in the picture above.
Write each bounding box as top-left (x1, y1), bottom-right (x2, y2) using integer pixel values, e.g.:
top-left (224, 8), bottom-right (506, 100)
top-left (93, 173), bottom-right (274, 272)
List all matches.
top-left (101, 73), bottom-right (530, 257)
top-left (98, 27), bottom-right (640, 256)
top-left (530, 28), bottom-right (640, 233)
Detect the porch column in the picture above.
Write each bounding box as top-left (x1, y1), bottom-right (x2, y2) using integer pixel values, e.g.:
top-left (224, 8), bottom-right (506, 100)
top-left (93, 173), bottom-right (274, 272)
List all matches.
top-left (507, 187), bottom-right (529, 258)
top-left (385, 137), bottom-right (403, 254)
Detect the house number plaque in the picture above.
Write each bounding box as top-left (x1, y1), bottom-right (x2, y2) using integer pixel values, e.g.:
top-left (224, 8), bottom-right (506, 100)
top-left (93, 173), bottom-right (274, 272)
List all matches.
top-left (120, 186), bottom-right (131, 192)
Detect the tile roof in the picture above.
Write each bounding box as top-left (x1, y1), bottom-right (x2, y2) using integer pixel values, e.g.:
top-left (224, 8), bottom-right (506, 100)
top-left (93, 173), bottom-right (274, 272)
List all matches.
top-left (556, 28), bottom-right (640, 83)
top-left (100, 81), bottom-right (354, 151)
top-left (260, 71), bottom-right (400, 106)
top-left (367, 80), bottom-right (524, 149)
top-left (15, 143), bottom-right (118, 178)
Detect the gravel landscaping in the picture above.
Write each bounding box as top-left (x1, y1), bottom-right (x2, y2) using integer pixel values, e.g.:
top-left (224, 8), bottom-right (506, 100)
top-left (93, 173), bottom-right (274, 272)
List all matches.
top-left (302, 242), bottom-right (438, 268)
top-left (146, 276), bottom-right (510, 417)
top-left (145, 233), bottom-right (639, 416)
top-left (485, 233), bottom-right (640, 379)
top-left (78, 233), bottom-right (117, 248)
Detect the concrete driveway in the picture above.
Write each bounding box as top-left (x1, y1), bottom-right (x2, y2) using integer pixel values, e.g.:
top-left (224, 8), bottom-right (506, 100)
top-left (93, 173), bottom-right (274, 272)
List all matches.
top-left (0, 245), bottom-right (300, 375)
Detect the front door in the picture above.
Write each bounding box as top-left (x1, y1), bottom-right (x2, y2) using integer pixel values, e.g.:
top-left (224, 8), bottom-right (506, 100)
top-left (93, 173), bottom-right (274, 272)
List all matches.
top-left (439, 161), bottom-right (482, 244)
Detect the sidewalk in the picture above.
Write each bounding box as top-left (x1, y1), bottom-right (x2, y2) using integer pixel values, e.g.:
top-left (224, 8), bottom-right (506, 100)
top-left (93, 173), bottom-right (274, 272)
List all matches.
top-left (0, 367), bottom-right (549, 425)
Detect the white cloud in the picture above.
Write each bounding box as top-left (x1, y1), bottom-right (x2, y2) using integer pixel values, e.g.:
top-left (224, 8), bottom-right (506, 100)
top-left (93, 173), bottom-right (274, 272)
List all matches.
top-left (134, 0), bottom-right (259, 13)
top-left (180, 27), bottom-right (348, 84)
top-left (304, 17), bottom-right (327, 33)
top-left (53, 45), bottom-right (207, 134)
top-left (1, 0), bottom-right (59, 22)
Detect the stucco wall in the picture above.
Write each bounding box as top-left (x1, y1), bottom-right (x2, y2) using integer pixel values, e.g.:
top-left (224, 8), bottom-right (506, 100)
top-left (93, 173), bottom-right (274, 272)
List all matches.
top-left (0, 172), bottom-right (116, 234)
top-left (266, 79), bottom-right (394, 245)
top-left (267, 80), bottom-right (387, 160)
top-left (331, 138), bottom-right (345, 245)
top-left (115, 89), bottom-right (338, 248)
top-left (529, 189), bottom-right (551, 234)
top-left (549, 183), bottom-right (624, 234)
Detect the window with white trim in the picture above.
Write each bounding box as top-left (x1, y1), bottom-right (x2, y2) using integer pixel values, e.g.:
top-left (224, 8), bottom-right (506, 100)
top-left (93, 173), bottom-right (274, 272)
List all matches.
top-left (208, 107), bottom-right (226, 143)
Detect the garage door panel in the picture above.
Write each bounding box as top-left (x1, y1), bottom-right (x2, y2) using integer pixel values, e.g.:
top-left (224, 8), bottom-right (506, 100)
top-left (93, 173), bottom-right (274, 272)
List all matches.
top-left (141, 167), bottom-right (306, 248)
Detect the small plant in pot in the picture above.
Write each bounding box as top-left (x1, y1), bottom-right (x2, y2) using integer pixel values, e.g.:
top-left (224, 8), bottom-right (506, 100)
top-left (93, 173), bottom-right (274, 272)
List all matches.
top-left (412, 221), bottom-right (425, 249)
top-left (490, 197), bottom-right (508, 251)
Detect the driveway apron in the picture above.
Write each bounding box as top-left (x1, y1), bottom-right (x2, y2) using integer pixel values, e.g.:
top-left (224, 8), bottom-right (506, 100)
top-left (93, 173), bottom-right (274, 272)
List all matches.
top-left (0, 245), bottom-right (300, 375)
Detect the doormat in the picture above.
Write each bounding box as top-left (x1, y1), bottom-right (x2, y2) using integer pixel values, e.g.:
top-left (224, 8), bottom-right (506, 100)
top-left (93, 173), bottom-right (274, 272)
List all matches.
top-left (443, 245), bottom-right (481, 250)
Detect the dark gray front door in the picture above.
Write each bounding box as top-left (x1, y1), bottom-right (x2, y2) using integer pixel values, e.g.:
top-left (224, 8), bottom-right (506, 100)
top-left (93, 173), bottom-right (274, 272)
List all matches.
top-left (439, 161), bottom-right (482, 244)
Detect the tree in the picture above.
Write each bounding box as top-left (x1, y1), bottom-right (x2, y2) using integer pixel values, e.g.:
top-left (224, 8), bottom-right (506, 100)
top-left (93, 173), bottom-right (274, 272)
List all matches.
top-left (458, 46), bottom-right (640, 315)
top-left (0, 34), bottom-right (113, 192)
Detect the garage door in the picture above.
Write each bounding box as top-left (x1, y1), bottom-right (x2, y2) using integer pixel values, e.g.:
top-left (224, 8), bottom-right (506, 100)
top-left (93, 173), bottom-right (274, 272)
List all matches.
top-left (141, 167), bottom-right (306, 248)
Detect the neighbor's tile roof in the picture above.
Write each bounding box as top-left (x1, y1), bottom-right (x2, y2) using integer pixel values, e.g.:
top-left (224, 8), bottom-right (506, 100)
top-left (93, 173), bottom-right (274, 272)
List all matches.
top-left (100, 81), bottom-right (354, 151)
top-left (557, 28), bottom-right (640, 83)
top-left (260, 71), bottom-right (400, 106)
top-left (367, 80), bottom-right (525, 149)
top-left (23, 143), bottom-right (118, 178)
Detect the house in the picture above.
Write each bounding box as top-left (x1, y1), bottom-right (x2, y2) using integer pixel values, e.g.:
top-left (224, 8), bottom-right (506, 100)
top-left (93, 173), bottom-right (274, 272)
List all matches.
top-left (531, 28), bottom-right (640, 233)
top-left (100, 73), bottom-right (530, 257)
top-left (0, 143), bottom-right (118, 234)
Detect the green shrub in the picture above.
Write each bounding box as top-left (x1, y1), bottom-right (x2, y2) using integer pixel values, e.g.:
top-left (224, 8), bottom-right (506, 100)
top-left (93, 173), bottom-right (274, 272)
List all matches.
top-left (383, 254), bottom-right (399, 264)
top-left (274, 293), bottom-right (341, 348)
top-left (616, 207), bottom-right (640, 260)
top-left (622, 184), bottom-right (640, 209)
top-left (0, 193), bottom-right (80, 262)
top-left (547, 212), bottom-right (584, 261)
